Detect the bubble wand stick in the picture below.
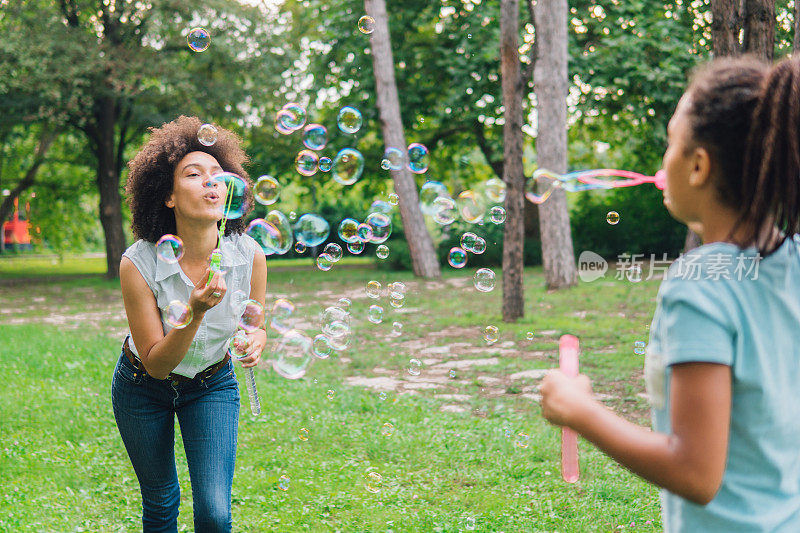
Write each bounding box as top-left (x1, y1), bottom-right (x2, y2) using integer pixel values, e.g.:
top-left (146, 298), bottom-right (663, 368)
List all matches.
top-left (559, 334), bottom-right (580, 483)
top-left (208, 176), bottom-right (262, 416)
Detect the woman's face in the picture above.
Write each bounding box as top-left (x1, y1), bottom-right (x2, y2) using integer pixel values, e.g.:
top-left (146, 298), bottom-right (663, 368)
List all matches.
top-left (661, 94), bottom-right (705, 225)
top-left (166, 151), bottom-right (225, 224)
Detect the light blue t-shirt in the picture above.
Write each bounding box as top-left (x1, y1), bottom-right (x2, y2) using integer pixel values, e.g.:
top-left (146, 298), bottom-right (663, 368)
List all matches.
top-left (644, 234), bottom-right (800, 532)
top-left (122, 232), bottom-right (261, 378)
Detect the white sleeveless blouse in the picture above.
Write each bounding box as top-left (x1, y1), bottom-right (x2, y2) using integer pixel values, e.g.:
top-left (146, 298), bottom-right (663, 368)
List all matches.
top-left (122, 233), bottom-right (260, 378)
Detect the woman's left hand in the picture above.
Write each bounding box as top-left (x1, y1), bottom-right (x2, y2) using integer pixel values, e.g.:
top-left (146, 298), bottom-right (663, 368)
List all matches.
top-left (238, 329), bottom-right (266, 369)
top-left (539, 370), bottom-right (595, 428)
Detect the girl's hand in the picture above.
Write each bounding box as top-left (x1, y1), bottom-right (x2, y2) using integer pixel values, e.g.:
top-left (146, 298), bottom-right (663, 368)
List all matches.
top-left (539, 370), bottom-right (595, 428)
top-left (189, 267), bottom-right (227, 315)
top-left (238, 328), bottom-right (266, 369)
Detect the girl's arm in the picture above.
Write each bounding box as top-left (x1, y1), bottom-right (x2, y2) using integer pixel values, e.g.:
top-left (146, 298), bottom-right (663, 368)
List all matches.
top-left (540, 362), bottom-right (731, 505)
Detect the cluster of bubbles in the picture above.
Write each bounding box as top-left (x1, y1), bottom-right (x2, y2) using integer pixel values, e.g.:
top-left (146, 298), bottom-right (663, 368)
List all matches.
top-left (418, 177), bottom-right (506, 229)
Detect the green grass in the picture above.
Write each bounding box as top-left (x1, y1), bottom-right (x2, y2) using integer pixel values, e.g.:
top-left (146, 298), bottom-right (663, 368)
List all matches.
top-left (0, 261), bottom-right (663, 531)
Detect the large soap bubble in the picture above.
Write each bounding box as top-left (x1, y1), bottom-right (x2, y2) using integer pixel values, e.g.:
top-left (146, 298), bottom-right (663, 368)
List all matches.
top-left (456, 190), bottom-right (485, 223)
top-left (332, 148), bottom-right (365, 186)
top-left (272, 330), bottom-right (313, 380)
top-left (365, 212), bottom-right (392, 244)
top-left (254, 175), bottom-right (280, 205)
top-left (270, 298), bottom-right (295, 333)
top-left (156, 234), bottom-right (184, 264)
top-left (302, 124), bottom-right (327, 151)
top-left (419, 181), bottom-right (449, 216)
top-left (407, 143), bottom-right (429, 173)
top-left (295, 150), bottom-right (319, 176)
top-left (337, 106), bottom-right (363, 134)
top-left (294, 214), bottom-right (330, 247)
top-left (338, 218), bottom-right (360, 243)
top-left (265, 210), bottom-right (294, 255)
top-left (246, 219), bottom-right (283, 255)
top-left (205, 172), bottom-right (249, 220)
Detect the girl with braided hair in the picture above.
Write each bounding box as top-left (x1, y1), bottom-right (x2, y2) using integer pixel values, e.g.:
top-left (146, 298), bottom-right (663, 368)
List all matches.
top-left (539, 55), bottom-right (800, 531)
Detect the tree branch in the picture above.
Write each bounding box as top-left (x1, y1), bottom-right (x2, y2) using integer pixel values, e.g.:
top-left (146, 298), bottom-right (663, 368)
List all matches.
top-left (421, 124), bottom-right (471, 149)
top-left (0, 125), bottom-right (59, 224)
top-left (473, 121), bottom-right (504, 179)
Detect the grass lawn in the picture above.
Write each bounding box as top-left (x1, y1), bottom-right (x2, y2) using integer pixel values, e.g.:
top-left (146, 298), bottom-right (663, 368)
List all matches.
top-left (0, 258), bottom-right (663, 532)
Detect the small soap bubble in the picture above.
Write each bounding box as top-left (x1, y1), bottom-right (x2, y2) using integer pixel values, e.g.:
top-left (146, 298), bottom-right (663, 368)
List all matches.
top-left (365, 471), bottom-right (382, 493)
top-left (332, 148), bottom-right (365, 185)
top-left (279, 102), bottom-right (306, 131)
top-left (490, 206), bottom-right (506, 224)
top-left (164, 300), bottom-right (193, 329)
top-left (319, 156), bottom-right (332, 172)
top-left (472, 237), bottom-right (487, 254)
top-left (606, 211), bottom-right (620, 225)
top-left (302, 123), bottom-right (327, 151)
top-left (338, 218), bottom-right (360, 243)
top-left (515, 431), bottom-right (530, 449)
top-left (254, 175), bottom-right (280, 206)
top-left (272, 330), bottom-right (313, 380)
top-left (448, 247), bottom-right (467, 268)
top-left (460, 232), bottom-right (478, 252)
top-left (365, 212), bottom-right (392, 243)
top-left (449, 369), bottom-right (457, 379)
top-left (457, 190), bottom-right (486, 223)
top-left (407, 143), bottom-right (429, 173)
top-left (289, 211), bottom-right (297, 221)
top-left (368, 305), bottom-right (384, 324)
top-left (381, 159), bottom-right (390, 170)
top-left (526, 331), bottom-right (534, 340)
top-left (295, 149), bottom-right (319, 176)
top-left (370, 200), bottom-right (393, 215)
top-left (379, 391), bottom-right (387, 401)
top-left (156, 234), bottom-right (184, 263)
top-left (317, 253), bottom-right (334, 271)
top-left (337, 107), bottom-right (363, 134)
top-left (324, 242), bottom-right (344, 262)
top-left (197, 123), bottom-right (218, 146)
top-left (634, 341), bottom-right (647, 355)
top-left (366, 280), bottom-right (381, 299)
top-left (389, 293), bottom-right (404, 309)
top-left (227, 330), bottom-right (250, 359)
top-left (358, 15), bottom-right (375, 34)
top-left (388, 193), bottom-right (399, 205)
top-left (278, 475), bottom-right (290, 491)
top-left (187, 27), bottom-right (210, 52)
top-left (474, 268), bottom-right (496, 292)
top-left (627, 264), bottom-right (643, 283)
top-left (432, 197), bottom-right (457, 225)
top-left (381, 423), bottom-right (394, 437)
top-left (383, 148), bottom-right (404, 170)
top-left (389, 281), bottom-right (407, 295)
top-left (239, 299), bottom-right (265, 332)
top-left (270, 298), bottom-right (295, 333)
top-left (484, 325), bottom-right (499, 344)
top-left (407, 358), bottom-right (422, 376)
top-left (348, 241), bottom-right (365, 254)
top-left (464, 516), bottom-right (477, 531)
top-left (327, 389), bottom-right (335, 400)
top-left (484, 178), bottom-right (507, 203)
top-left (299, 427), bottom-right (310, 441)
top-left (391, 321), bottom-right (403, 336)
top-left (294, 242), bottom-right (306, 254)
top-left (419, 181), bottom-right (450, 215)
top-left (337, 298), bottom-right (352, 312)
top-left (376, 244), bottom-right (390, 259)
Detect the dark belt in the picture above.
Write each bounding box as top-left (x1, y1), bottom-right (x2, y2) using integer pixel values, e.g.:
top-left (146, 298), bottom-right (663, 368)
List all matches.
top-left (123, 337), bottom-right (230, 383)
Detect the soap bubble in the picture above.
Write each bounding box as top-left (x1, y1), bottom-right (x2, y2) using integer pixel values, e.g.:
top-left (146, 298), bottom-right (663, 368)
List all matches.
top-left (187, 27), bottom-right (210, 52)
top-left (383, 148), bottom-right (404, 170)
top-left (278, 102), bottom-right (306, 131)
top-left (317, 253), bottom-right (334, 271)
top-left (327, 389), bottom-right (335, 400)
top-left (456, 190), bottom-right (485, 223)
top-left (484, 178), bottom-right (507, 203)
top-left (606, 211), bottom-right (620, 225)
top-left (356, 223), bottom-right (373, 243)
top-left (379, 392), bottom-right (387, 401)
top-left (419, 181), bottom-right (450, 215)
top-left (407, 143), bottom-right (429, 173)
top-left (197, 123), bottom-right (217, 146)
top-left (295, 149), bottom-right (319, 176)
top-left (448, 247), bottom-right (467, 268)
top-left (358, 15), bottom-right (375, 34)
top-left (627, 264), bottom-right (642, 283)
top-left (299, 427), bottom-right (310, 441)
top-left (328, 329), bottom-right (351, 351)
top-left (432, 196), bottom-right (457, 225)
top-left (474, 268), bottom-right (496, 292)
top-left (368, 305), bottom-right (383, 324)
top-left (471, 237), bottom-right (487, 254)
top-left (464, 516), bottom-right (477, 531)
top-left (205, 172), bottom-right (249, 220)
top-left (370, 200), bottom-right (393, 215)
top-left (294, 213), bottom-right (330, 247)
top-left (337, 298), bottom-right (352, 312)
top-left (365, 212), bottom-right (392, 243)
top-left (389, 281), bottom-right (406, 295)
top-left (246, 219), bottom-right (283, 255)
top-left (239, 299), bottom-right (265, 332)
top-left (302, 124), bottom-right (327, 151)
top-left (321, 306), bottom-right (350, 331)
top-left (460, 232), bottom-right (478, 252)
top-left (227, 330), bottom-right (250, 359)
top-left (272, 330), bottom-right (313, 379)
top-left (391, 321), bottom-right (403, 336)
top-left (484, 325), bottom-right (499, 344)
top-left (366, 280), bottom-right (381, 298)
top-left (381, 423), bottom-right (394, 437)
top-left (634, 341), bottom-right (647, 355)
top-left (319, 156), bottom-right (332, 172)
top-left (270, 298), bottom-right (295, 333)
top-left (348, 241), bottom-right (365, 254)
top-left (165, 300), bottom-right (193, 329)
top-left (156, 234), bottom-right (184, 263)
top-left (332, 148), bottom-right (365, 185)
top-left (274, 110), bottom-right (294, 134)
top-left (389, 293), bottom-right (404, 308)
top-left (278, 475), bottom-right (290, 491)
top-left (323, 242), bottom-right (343, 262)
top-left (337, 107), bottom-right (363, 134)
top-left (449, 369), bottom-right (457, 379)
top-left (407, 358), bottom-right (422, 376)
top-left (265, 210), bottom-right (294, 255)
top-left (526, 331), bottom-right (534, 340)
top-left (515, 431), bottom-right (530, 449)
top-left (313, 334), bottom-right (333, 359)
top-left (381, 159), bottom-right (390, 170)
top-left (254, 175), bottom-right (280, 205)
top-left (289, 211), bottom-right (297, 221)
top-left (295, 242), bottom-right (306, 254)
top-left (490, 206), bottom-right (506, 224)
top-left (376, 245), bottom-right (390, 259)
top-left (388, 193), bottom-right (399, 205)
top-left (338, 218), bottom-right (360, 243)
top-left (365, 471), bottom-right (382, 493)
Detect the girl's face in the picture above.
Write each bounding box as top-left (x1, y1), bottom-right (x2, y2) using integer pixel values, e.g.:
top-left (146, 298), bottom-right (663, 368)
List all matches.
top-left (166, 151), bottom-right (225, 224)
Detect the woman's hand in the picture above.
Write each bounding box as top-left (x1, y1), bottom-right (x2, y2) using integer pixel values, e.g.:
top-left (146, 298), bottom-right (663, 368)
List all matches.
top-left (238, 328), bottom-right (266, 369)
top-left (188, 267), bottom-right (227, 315)
top-left (539, 370), bottom-right (595, 428)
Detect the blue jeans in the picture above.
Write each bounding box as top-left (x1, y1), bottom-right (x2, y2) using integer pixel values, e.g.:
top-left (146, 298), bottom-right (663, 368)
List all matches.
top-left (111, 340), bottom-right (240, 532)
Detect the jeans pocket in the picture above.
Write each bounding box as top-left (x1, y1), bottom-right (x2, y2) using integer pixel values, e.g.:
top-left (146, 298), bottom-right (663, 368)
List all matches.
top-left (115, 351), bottom-right (145, 386)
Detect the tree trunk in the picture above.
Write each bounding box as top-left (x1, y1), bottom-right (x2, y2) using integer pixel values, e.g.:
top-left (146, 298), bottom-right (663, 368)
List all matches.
top-left (742, 0), bottom-right (775, 61)
top-left (95, 96), bottom-right (126, 279)
top-left (533, 0), bottom-right (577, 290)
top-left (365, 0), bottom-right (440, 278)
top-left (711, 0), bottom-right (742, 56)
top-left (0, 125), bottom-right (58, 225)
top-left (794, 0), bottom-right (800, 52)
top-left (500, 0), bottom-right (525, 321)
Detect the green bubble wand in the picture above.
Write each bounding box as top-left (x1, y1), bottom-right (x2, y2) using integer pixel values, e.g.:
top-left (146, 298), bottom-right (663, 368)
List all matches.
top-left (208, 176), bottom-right (261, 416)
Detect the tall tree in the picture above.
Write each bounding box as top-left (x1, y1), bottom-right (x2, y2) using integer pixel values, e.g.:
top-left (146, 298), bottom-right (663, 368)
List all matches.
top-left (743, 0), bottom-right (777, 60)
top-left (795, 0), bottom-right (800, 52)
top-left (534, 0), bottom-right (577, 289)
top-left (500, 0), bottom-right (525, 320)
top-left (365, 0), bottom-right (440, 278)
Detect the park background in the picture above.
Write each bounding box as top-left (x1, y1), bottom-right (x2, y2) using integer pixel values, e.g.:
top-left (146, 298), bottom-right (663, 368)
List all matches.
top-left (1, 0), bottom-right (797, 531)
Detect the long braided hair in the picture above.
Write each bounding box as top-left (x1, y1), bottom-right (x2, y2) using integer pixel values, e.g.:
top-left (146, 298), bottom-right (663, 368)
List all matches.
top-left (684, 55), bottom-right (800, 257)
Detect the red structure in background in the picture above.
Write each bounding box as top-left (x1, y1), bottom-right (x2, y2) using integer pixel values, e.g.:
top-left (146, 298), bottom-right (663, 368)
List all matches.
top-left (2, 197), bottom-right (32, 249)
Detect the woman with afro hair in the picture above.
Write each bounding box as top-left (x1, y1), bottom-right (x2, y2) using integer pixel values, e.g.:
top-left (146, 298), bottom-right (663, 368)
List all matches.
top-left (112, 116), bottom-right (266, 532)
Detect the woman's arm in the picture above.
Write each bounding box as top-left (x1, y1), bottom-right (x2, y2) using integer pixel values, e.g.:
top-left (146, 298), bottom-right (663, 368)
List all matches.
top-left (540, 362), bottom-right (731, 505)
top-left (120, 256), bottom-right (225, 379)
